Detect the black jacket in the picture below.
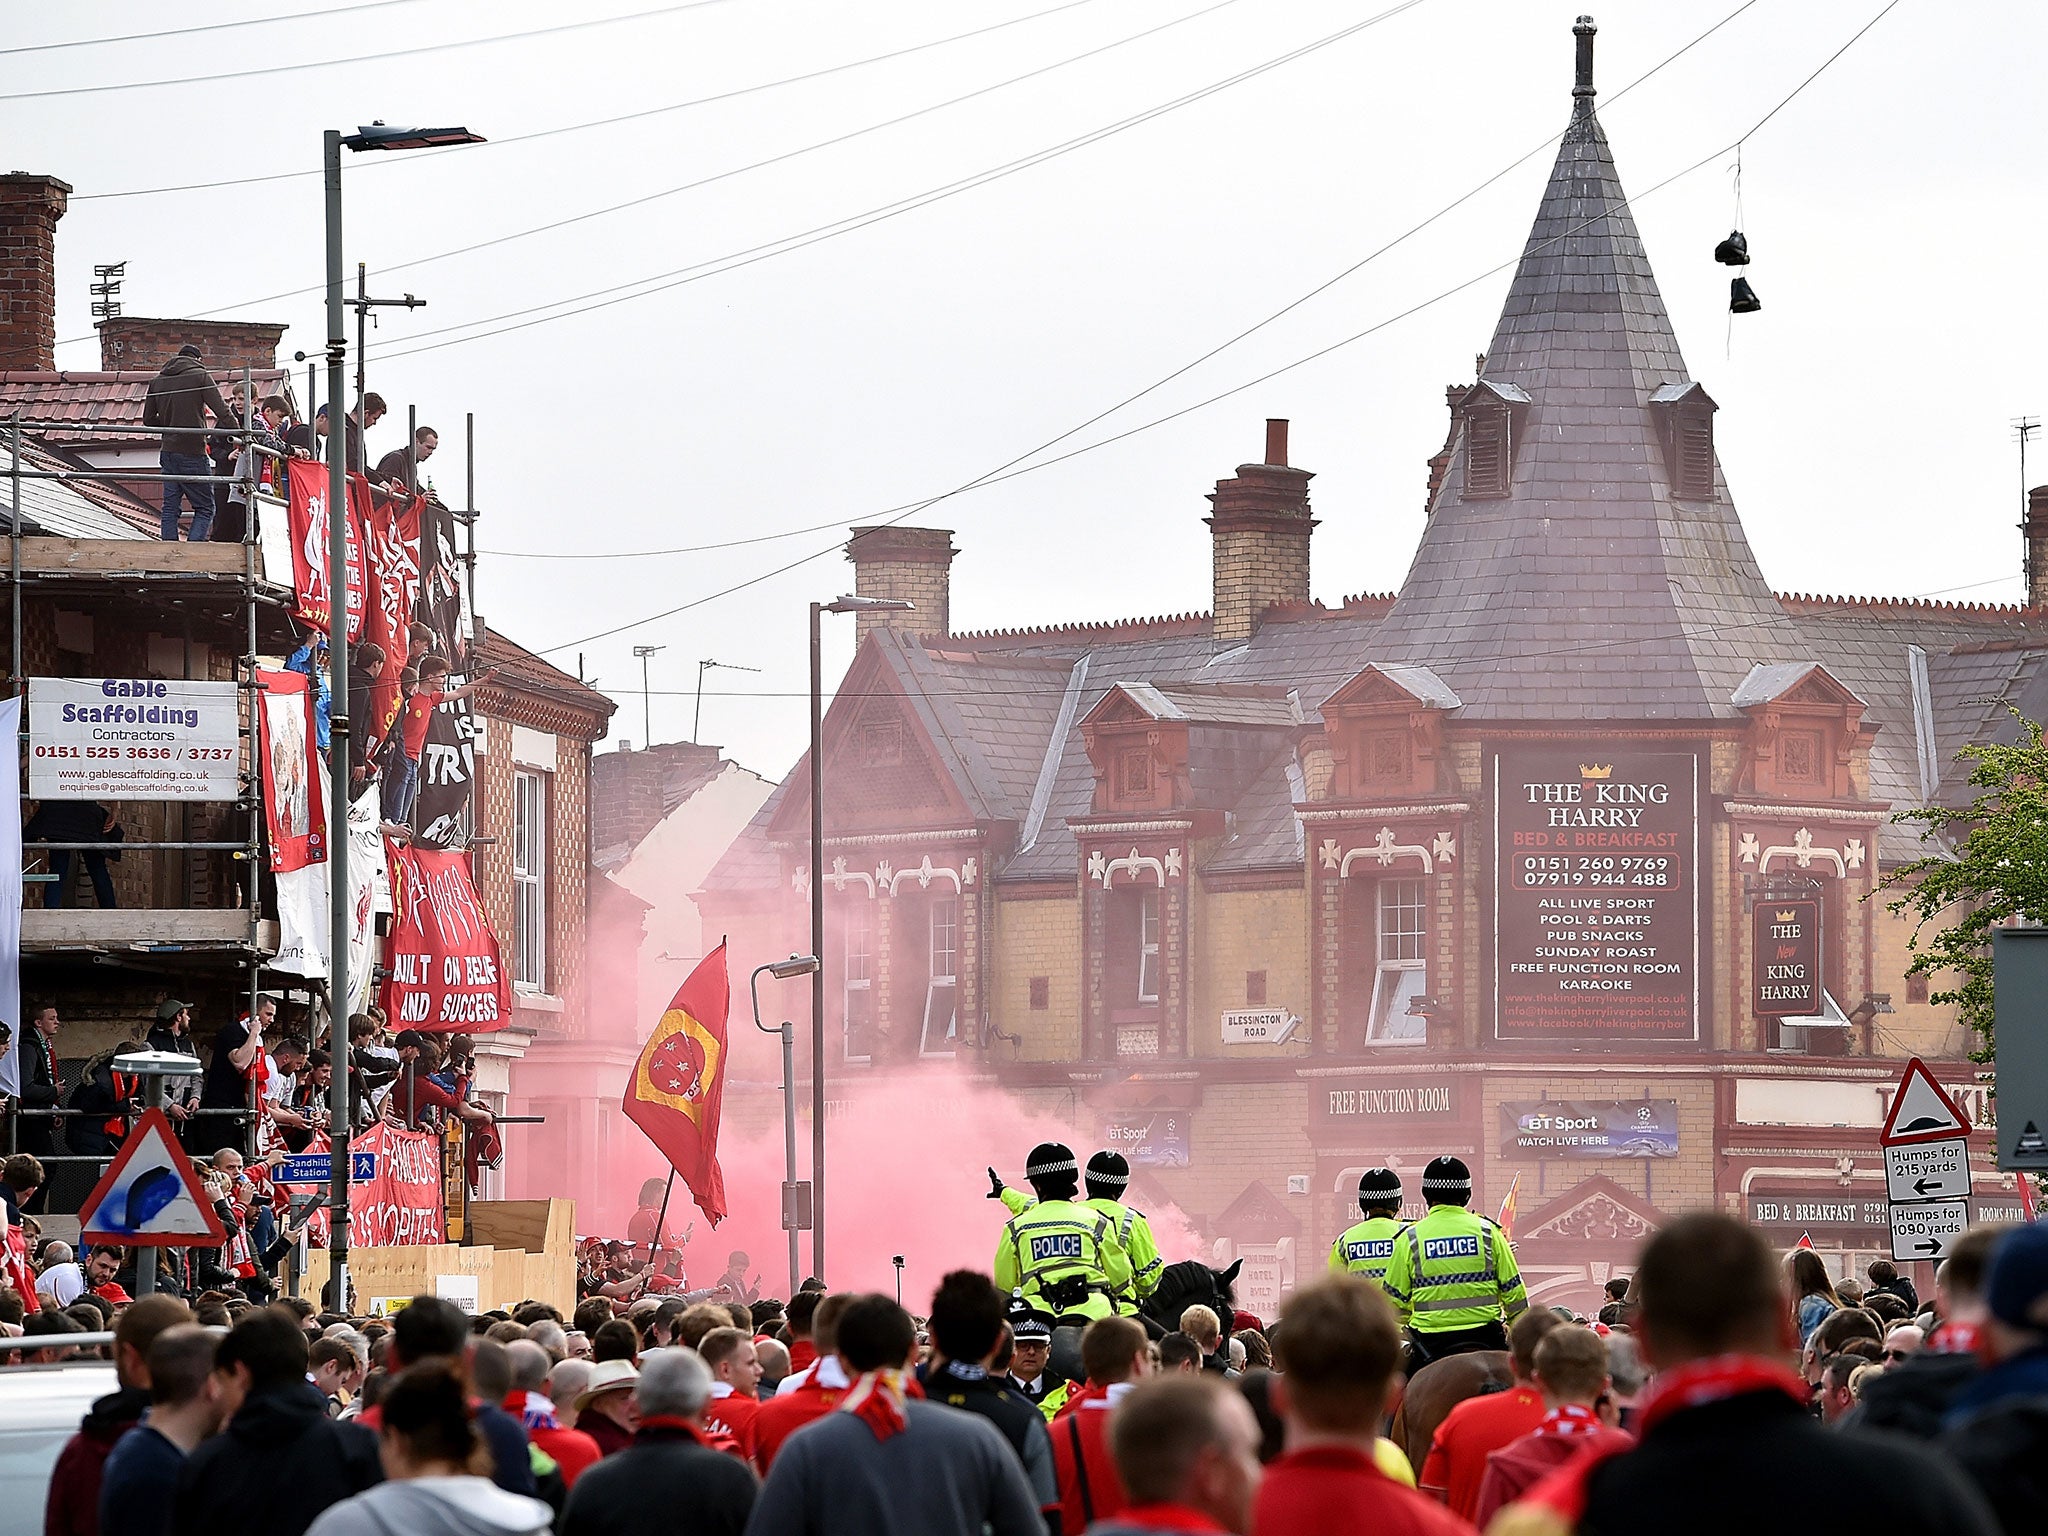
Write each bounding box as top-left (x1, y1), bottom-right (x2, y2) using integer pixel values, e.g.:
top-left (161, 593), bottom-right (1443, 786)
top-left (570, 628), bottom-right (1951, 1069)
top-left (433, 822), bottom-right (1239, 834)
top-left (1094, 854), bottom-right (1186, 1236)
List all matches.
top-left (18, 1026), bottom-right (61, 1156)
top-left (921, 1361), bottom-right (1044, 1463)
top-left (1851, 1348), bottom-right (1977, 1439)
top-left (559, 1424), bottom-right (756, 1536)
top-left (1578, 1386), bottom-right (1999, 1536)
top-left (1943, 1395), bottom-right (2048, 1536)
top-left (1872, 1275), bottom-right (1922, 1314)
top-left (142, 355), bottom-right (238, 454)
top-left (171, 1382), bottom-right (381, 1536)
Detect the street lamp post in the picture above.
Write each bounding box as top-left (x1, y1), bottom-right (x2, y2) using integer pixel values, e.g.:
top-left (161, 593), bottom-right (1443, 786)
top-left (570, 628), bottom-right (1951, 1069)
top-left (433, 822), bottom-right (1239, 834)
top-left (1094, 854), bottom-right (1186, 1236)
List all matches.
top-left (809, 595), bottom-right (910, 1282)
top-left (323, 122), bottom-right (483, 1311)
top-left (751, 954), bottom-right (819, 1300)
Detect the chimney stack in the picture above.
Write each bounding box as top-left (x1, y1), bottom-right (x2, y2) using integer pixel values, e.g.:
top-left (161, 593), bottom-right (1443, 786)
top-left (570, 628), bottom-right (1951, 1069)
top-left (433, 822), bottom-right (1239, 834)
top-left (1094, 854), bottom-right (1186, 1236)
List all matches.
top-left (1206, 418), bottom-right (1316, 642)
top-left (99, 317), bottom-right (286, 377)
top-left (2027, 485), bottom-right (2048, 609)
top-left (845, 525), bottom-right (956, 641)
top-left (0, 173), bottom-right (71, 372)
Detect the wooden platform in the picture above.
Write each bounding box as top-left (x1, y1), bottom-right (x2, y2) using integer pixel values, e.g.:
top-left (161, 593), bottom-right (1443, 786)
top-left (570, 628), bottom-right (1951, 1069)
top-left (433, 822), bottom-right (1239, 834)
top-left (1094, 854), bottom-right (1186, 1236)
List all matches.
top-left (14, 536), bottom-right (270, 580)
top-left (22, 907), bottom-right (277, 952)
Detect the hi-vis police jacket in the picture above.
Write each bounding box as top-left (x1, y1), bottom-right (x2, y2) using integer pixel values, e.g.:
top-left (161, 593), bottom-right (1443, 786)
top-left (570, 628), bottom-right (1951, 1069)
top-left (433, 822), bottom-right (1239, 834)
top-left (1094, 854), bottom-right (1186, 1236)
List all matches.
top-left (1379, 1205), bottom-right (1528, 1333)
top-left (993, 1198), bottom-right (1132, 1321)
top-left (1327, 1214), bottom-right (1408, 1285)
top-left (1000, 1189), bottom-right (1162, 1306)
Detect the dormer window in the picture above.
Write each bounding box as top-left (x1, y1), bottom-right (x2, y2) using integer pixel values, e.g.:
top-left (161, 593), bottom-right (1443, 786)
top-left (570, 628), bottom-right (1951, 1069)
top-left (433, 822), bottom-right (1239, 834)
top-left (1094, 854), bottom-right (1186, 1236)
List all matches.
top-left (1456, 380), bottom-right (1530, 500)
top-left (1650, 381), bottom-right (1718, 501)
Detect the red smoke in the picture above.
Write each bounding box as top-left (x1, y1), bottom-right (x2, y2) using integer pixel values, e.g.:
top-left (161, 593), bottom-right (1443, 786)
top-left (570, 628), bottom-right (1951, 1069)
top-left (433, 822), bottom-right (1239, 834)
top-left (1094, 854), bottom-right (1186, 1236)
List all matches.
top-left (591, 1059), bottom-right (1201, 1301)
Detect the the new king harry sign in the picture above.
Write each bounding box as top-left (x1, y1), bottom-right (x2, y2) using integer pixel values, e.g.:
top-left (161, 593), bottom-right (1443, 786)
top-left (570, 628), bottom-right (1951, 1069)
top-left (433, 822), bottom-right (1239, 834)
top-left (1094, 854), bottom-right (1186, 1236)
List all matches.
top-left (1493, 748), bottom-right (1700, 1041)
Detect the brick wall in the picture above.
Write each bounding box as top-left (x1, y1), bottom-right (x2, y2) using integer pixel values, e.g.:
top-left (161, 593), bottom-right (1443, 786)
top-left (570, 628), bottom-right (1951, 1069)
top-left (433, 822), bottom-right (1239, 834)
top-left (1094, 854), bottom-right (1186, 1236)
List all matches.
top-left (1189, 885), bottom-right (1310, 1057)
top-left (97, 317), bottom-right (286, 379)
top-left (1208, 525), bottom-right (1310, 644)
top-left (0, 174), bottom-right (69, 372)
top-left (846, 525), bottom-right (955, 640)
top-left (991, 893), bottom-right (1081, 1059)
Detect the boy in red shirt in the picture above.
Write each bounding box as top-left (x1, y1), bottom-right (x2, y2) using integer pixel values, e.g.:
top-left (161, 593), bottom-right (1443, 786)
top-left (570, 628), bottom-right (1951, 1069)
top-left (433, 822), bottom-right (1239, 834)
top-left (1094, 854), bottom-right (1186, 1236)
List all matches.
top-left (1252, 1276), bottom-right (1476, 1536)
top-left (1051, 1316), bottom-right (1152, 1534)
top-left (1473, 1324), bottom-right (1632, 1526)
top-left (382, 654), bottom-right (491, 827)
top-left (699, 1325), bottom-right (763, 1461)
top-left (1419, 1307), bottom-right (1565, 1520)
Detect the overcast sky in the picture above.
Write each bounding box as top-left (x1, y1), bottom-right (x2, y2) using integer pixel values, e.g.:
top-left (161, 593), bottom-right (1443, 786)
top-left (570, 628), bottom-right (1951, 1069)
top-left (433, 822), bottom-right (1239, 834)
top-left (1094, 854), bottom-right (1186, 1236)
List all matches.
top-left (10, 0), bottom-right (2044, 776)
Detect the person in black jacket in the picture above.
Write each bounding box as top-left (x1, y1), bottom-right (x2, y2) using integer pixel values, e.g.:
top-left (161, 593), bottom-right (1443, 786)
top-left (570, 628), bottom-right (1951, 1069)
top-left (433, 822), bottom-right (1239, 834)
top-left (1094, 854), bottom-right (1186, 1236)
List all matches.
top-left (918, 1269), bottom-right (1058, 1517)
top-left (561, 1347), bottom-right (755, 1536)
top-left (142, 346), bottom-right (238, 541)
top-left (171, 1308), bottom-right (381, 1536)
top-left (24, 802), bottom-right (120, 909)
top-left (1867, 1258), bottom-right (1922, 1316)
top-left (17, 1004), bottom-right (64, 1189)
top-left (1525, 1213), bottom-right (2000, 1536)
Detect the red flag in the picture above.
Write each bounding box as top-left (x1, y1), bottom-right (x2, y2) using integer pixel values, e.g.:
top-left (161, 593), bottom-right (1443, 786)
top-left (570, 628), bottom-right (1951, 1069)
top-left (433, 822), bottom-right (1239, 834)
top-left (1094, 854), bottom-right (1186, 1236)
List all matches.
top-left (2021, 1175), bottom-right (2038, 1225)
top-left (1496, 1170), bottom-right (1522, 1241)
top-left (254, 670), bottom-right (327, 872)
top-left (624, 943), bottom-right (731, 1226)
top-left (283, 460), bottom-right (372, 641)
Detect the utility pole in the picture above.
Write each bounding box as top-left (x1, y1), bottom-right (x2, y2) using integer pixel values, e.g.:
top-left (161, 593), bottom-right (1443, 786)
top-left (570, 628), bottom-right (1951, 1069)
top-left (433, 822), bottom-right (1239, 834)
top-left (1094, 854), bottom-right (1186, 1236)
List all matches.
top-left (351, 263), bottom-right (426, 446)
top-left (633, 644), bottom-right (664, 747)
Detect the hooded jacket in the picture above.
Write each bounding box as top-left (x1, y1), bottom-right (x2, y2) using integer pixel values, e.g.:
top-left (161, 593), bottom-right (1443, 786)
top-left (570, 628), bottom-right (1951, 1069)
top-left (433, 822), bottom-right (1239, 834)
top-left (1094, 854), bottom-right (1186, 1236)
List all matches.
top-left (171, 1383), bottom-right (381, 1536)
top-left (142, 355), bottom-right (239, 455)
top-left (303, 1477), bottom-right (551, 1536)
top-left (46, 1385), bottom-right (149, 1536)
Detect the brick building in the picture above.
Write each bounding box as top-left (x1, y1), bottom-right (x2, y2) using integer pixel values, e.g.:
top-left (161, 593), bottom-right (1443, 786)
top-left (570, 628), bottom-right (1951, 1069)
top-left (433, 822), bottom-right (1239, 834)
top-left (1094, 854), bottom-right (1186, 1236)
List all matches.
top-left (702, 22), bottom-right (2040, 1312)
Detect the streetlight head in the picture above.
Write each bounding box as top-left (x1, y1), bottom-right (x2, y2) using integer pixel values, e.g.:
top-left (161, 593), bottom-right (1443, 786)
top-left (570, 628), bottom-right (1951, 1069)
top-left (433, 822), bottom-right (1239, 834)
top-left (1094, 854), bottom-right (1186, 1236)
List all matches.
top-left (768, 954), bottom-right (821, 979)
top-left (344, 123), bottom-right (487, 152)
top-left (823, 595), bottom-right (915, 614)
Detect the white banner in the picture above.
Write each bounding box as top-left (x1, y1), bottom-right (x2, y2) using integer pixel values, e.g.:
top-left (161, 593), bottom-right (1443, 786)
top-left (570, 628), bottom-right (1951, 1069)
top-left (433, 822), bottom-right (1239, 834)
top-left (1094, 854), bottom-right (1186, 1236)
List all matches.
top-left (270, 788), bottom-right (385, 1002)
top-left (271, 863), bottom-right (328, 981)
top-left (0, 697), bottom-right (19, 1098)
top-left (28, 678), bottom-right (241, 801)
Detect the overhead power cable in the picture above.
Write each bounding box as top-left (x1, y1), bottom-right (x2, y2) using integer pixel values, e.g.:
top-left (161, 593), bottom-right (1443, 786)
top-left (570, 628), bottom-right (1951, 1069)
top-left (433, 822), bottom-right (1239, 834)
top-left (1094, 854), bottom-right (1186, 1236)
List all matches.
top-left (0, 0), bottom-right (438, 56)
top-left (51, 0), bottom-right (1254, 347)
top-left (0, 0), bottom-right (739, 104)
top-left (484, 0), bottom-right (1761, 562)
top-left (532, 0), bottom-right (1907, 656)
top-left (69, 0), bottom-right (1106, 202)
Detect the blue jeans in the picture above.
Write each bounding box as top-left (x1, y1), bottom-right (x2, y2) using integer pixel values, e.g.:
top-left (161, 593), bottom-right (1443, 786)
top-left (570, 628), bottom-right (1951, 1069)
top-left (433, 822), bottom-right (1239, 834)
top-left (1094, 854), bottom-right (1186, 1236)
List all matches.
top-left (45, 850), bottom-right (116, 908)
top-left (160, 450), bottom-right (213, 540)
top-left (383, 752), bottom-right (421, 825)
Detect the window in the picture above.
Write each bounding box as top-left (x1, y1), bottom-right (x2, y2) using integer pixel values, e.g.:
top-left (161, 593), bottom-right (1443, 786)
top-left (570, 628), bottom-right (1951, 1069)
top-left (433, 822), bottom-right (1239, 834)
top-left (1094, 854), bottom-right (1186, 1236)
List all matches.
top-left (1368, 879), bottom-right (1427, 1044)
top-left (920, 895), bottom-right (960, 1056)
top-left (1137, 889), bottom-right (1161, 1005)
top-left (1773, 987), bottom-right (1850, 1053)
top-left (1464, 404), bottom-right (1511, 498)
top-left (843, 902), bottom-right (873, 1064)
top-left (512, 770), bottom-right (548, 991)
top-left (1673, 414), bottom-right (1715, 499)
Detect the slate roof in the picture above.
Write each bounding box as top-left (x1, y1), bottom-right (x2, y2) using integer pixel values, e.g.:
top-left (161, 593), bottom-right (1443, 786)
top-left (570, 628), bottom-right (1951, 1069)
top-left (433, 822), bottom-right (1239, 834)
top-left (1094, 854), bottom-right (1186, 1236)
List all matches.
top-left (1365, 61), bottom-right (1808, 720)
top-left (4, 435), bottom-right (155, 538)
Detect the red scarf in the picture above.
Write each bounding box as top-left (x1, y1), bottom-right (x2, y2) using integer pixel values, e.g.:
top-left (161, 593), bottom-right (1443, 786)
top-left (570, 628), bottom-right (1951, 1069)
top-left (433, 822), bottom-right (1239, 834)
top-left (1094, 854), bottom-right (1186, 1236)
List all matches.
top-left (1535, 1404), bottom-right (1606, 1439)
top-left (837, 1369), bottom-right (909, 1442)
top-left (1523, 1356), bottom-right (1807, 1522)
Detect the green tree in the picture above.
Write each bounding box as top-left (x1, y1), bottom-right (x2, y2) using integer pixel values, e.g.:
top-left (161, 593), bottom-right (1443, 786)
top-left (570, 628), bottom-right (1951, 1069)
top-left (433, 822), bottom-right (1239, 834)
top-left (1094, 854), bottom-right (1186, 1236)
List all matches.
top-left (1884, 712), bottom-right (2048, 1063)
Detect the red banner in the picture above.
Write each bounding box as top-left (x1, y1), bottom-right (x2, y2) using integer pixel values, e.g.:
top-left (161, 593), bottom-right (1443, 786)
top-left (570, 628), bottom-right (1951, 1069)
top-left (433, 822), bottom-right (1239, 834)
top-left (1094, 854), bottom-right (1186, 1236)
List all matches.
top-left (348, 1120), bottom-right (446, 1246)
top-left (284, 459), bottom-right (371, 643)
top-left (364, 492), bottom-right (422, 753)
top-left (382, 842), bottom-right (510, 1032)
top-left (254, 669), bottom-right (327, 872)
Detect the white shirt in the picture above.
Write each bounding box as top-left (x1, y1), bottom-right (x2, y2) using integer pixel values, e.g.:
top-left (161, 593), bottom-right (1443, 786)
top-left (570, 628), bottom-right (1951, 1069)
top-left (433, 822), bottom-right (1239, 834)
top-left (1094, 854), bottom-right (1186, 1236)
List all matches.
top-left (36, 1263), bottom-right (85, 1307)
top-left (773, 1354), bottom-right (850, 1397)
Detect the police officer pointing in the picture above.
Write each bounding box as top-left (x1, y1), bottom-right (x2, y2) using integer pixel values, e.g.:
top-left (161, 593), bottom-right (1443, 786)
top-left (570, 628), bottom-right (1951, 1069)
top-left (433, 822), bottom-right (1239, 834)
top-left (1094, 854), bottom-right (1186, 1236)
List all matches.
top-left (1380, 1154), bottom-right (1527, 1367)
top-left (1328, 1166), bottom-right (1408, 1285)
top-left (991, 1141), bottom-right (1131, 1327)
top-left (996, 1149), bottom-right (1162, 1309)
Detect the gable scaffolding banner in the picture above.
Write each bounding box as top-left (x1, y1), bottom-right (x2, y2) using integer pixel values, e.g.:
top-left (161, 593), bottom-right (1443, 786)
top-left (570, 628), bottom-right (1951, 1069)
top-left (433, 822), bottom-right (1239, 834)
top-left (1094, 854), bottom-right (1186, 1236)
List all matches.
top-left (28, 678), bottom-right (240, 800)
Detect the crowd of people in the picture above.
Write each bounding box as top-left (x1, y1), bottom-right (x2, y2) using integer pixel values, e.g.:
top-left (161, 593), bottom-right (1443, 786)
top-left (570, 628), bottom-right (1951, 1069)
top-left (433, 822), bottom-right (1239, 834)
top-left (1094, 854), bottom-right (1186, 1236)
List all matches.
top-left (14, 1208), bottom-right (2047, 1536)
top-left (0, 993), bottom-right (503, 1310)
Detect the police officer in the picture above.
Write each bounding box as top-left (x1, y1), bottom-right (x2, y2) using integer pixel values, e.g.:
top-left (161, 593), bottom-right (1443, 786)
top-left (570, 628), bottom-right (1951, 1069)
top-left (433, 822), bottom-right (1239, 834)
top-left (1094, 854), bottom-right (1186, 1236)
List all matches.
top-left (993, 1149), bottom-right (1162, 1310)
top-left (1380, 1154), bottom-right (1526, 1368)
top-left (1328, 1166), bottom-right (1407, 1284)
top-left (993, 1142), bottom-right (1130, 1380)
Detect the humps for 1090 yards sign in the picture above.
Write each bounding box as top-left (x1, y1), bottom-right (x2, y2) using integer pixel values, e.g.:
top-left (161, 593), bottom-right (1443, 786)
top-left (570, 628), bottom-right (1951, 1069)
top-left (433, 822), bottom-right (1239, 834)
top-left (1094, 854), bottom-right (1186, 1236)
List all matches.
top-left (1493, 748), bottom-right (1699, 1042)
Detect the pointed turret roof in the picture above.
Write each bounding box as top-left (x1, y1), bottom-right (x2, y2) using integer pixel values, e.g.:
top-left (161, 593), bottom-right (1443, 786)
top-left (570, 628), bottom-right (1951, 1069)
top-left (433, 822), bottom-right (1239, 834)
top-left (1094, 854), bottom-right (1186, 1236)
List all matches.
top-left (1369, 16), bottom-right (1808, 720)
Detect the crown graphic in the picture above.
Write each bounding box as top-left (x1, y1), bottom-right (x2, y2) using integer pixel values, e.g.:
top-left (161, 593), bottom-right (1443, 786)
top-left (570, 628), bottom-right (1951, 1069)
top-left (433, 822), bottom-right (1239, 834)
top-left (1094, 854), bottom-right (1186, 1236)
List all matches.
top-left (1578, 764), bottom-right (1612, 780)
top-left (1774, 910), bottom-right (1797, 923)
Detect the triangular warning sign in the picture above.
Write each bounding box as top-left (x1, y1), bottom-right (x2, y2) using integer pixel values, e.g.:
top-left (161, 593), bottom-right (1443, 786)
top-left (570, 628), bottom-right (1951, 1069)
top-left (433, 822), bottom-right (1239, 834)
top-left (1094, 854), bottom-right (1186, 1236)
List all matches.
top-left (1796, 1231), bottom-right (1815, 1250)
top-left (1879, 1057), bottom-right (1971, 1146)
top-left (78, 1108), bottom-right (228, 1247)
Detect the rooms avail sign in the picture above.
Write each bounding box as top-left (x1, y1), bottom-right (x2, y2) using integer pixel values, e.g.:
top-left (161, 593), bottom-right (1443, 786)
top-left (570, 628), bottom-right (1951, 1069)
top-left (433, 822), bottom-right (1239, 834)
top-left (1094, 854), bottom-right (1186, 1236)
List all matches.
top-left (1493, 748), bottom-right (1699, 1041)
top-left (1752, 899), bottom-right (1821, 1016)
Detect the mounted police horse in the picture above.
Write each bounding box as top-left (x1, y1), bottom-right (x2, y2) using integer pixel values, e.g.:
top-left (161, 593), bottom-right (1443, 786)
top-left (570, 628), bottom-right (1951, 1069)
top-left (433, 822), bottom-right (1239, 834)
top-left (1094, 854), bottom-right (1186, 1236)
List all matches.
top-left (1138, 1257), bottom-right (1242, 1342)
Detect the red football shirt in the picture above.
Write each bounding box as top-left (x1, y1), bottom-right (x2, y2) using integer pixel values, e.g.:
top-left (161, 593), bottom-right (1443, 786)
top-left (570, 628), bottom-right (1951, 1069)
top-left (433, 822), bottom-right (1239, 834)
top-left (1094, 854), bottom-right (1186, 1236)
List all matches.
top-left (750, 1383), bottom-right (842, 1473)
top-left (400, 688), bottom-right (445, 758)
top-left (1420, 1385), bottom-right (1546, 1522)
top-left (1254, 1446), bottom-right (1478, 1536)
top-left (1052, 1401), bottom-right (1127, 1533)
top-left (704, 1387), bottom-right (759, 1461)
top-left (1473, 1421), bottom-right (1634, 1527)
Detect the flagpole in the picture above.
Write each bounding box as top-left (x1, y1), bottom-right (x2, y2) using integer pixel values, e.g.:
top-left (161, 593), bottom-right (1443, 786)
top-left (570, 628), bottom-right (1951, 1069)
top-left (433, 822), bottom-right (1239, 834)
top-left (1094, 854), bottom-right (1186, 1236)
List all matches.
top-left (643, 1168), bottom-right (677, 1284)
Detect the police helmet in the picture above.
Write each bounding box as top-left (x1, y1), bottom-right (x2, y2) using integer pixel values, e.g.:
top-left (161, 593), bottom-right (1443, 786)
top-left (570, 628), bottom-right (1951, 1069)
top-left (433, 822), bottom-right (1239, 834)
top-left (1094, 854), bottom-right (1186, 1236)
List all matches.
top-left (1357, 1166), bottom-right (1403, 1214)
top-left (1085, 1150), bottom-right (1131, 1197)
top-left (1421, 1155), bottom-right (1473, 1207)
top-left (1025, 1141), bottom-right (1080, 1197)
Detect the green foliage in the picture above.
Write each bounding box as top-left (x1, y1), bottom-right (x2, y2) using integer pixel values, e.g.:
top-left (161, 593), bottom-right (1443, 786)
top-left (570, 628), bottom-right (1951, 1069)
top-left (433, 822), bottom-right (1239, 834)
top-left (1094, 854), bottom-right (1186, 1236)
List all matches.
top-left (1883, 712), bottom-right (2048, 1063)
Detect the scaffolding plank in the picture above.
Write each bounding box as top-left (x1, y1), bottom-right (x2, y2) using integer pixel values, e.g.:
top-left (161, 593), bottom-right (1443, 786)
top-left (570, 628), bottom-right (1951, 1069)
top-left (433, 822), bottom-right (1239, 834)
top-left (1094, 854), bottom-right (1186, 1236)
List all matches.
top-left (21, 908), bottom-right (276, 952)
top-left (16, 539), bottom-right (253, 577)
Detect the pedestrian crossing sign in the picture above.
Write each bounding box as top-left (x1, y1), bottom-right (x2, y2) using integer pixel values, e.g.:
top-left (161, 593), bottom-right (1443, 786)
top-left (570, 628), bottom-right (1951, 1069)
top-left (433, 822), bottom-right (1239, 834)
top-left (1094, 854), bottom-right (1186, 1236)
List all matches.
top-left (78, 1108), bottom-right (228, 1247)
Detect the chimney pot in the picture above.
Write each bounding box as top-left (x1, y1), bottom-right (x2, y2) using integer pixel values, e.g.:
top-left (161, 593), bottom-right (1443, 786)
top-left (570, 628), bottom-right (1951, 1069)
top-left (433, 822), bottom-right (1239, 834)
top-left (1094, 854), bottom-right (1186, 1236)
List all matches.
top-left (1265, 418), bottom-right (1289, 467)
top-left (2026, 485), bottom-right (2048, 609)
